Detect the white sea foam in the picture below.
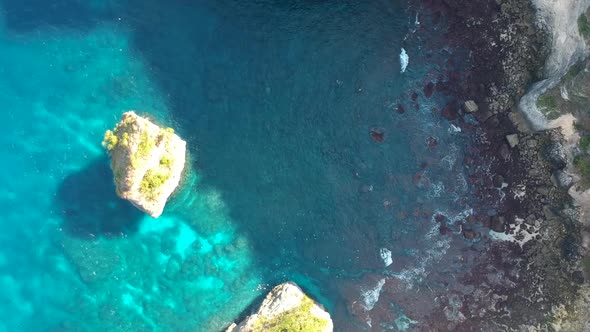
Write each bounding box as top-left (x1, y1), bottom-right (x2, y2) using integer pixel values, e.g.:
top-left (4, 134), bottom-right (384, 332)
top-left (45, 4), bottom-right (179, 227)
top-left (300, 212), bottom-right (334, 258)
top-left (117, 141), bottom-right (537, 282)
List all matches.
top-left (400, 48), bottom-right (409, 73)
top-left (427, 181), bottom-right (445, 199)
top-left (390, 208), bottom-right (474, 288)
top-left (360, 278), bottom-right (386, 311)
top-left (489, 216), bottom-right (540, 248)
top-left (395, 314), bottom-right (418, 331)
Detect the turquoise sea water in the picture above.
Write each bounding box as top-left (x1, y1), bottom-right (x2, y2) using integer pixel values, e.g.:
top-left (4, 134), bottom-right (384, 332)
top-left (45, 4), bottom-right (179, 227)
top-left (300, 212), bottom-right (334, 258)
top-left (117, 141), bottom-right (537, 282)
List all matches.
top-left (0, 1), bottom-right (474, 331)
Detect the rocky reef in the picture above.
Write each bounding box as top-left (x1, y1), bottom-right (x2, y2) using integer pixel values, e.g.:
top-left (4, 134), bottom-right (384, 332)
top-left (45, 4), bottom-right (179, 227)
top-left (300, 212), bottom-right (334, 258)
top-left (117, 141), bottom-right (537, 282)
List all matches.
top-left (102, 111), bottom-right (186, 218)
top-left (226, 282), bottom-right (333, 332)
top-left (381, 0), bottom-right (590, 329)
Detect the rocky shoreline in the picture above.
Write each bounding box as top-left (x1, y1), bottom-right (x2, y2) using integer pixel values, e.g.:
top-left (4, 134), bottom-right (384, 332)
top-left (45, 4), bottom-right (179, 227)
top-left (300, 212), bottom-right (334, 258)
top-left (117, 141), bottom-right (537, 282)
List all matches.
top-left (403, 0), bottom-right (590, 329)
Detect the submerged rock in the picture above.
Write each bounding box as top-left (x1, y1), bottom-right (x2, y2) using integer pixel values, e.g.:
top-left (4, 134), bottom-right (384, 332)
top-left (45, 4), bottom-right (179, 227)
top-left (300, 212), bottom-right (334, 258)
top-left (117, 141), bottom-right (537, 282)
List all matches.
top-left (370, 128), bottom-right (385, 142)
top-left (102, 111), bottom-right (186, 218)
top-left (227, 282), bottom-right (333, 332)
top-left (424, 82), bottom-right (435, 97)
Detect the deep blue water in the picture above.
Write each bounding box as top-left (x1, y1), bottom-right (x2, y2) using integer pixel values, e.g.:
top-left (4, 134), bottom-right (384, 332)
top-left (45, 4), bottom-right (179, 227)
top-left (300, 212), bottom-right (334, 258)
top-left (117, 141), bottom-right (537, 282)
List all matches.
top-left (0, 1), bottom-right (474, 331)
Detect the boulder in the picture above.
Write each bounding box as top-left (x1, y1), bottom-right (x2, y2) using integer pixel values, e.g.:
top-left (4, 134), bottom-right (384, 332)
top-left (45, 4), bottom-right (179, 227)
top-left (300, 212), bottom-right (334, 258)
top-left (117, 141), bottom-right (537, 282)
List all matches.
top-left (102, 111), bottom-right (186, 218)
top-left (544, 139), bottom-right (567, 169)
top-left (506, 134), bottom-right (519, 148)
top-left (551, 170), bottom-right (573, 188)
top-left (227, 282), bottom-right (333, 332)
top-left (464, 100), bottom-right (479, 113)
top-left (474, 110), bottom-right (493, 123)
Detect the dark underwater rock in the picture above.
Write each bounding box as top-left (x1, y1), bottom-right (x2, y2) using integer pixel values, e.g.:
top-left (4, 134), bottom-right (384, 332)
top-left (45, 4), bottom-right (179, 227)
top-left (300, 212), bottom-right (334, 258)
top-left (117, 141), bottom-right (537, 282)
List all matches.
top-left (424, 82), bottom-right (435, 97)
top-left (442, 102), bottom-right (459, 120)
top-left (370, 128), bottom-right (385, 142)
top-left (463, 228), bottom-right (476, 240)
top-left (490, 216), bottom-right (506, 233)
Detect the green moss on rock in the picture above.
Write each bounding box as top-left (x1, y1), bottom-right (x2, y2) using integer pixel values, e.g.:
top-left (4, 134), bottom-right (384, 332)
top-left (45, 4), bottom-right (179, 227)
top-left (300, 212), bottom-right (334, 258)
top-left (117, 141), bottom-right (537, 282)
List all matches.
top-left (583, 256), bottom-right (590, 275)
top-left (579, 13), bottom-right (590, 38)
top-left (102, 130), bottom-right (118, 151)
top-left (160, 156), bottom-right (173, 167)
top-left (537, 94), bottom-right (557, 111)
top-left (562, 61), bottom-right (584, 83)
top-left (580, 136), bottom-right (590, 152)
top-left (135, 131), bottom-right (156, 163)
top-left (139, 169), bottom-right (170, 201)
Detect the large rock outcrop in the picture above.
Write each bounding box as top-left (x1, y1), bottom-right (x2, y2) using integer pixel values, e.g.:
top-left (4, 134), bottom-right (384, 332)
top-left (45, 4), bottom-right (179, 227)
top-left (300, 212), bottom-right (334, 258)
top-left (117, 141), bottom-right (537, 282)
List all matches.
top-left (227, 282), bottom-right (333, 332)
top-left (102, 111), bottom-right (186, 218)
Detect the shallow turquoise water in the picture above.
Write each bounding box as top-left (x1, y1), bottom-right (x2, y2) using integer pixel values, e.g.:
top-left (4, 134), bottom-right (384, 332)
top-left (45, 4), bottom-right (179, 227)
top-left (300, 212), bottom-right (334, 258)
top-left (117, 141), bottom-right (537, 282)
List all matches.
top-left (0, 1), bottom-right (473, 331)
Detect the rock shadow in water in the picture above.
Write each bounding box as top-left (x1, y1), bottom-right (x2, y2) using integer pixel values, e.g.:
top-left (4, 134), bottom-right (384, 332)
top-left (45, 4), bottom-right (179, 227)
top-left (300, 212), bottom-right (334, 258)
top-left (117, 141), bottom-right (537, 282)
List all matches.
top-left (56, 158), bottom-right (143, 239)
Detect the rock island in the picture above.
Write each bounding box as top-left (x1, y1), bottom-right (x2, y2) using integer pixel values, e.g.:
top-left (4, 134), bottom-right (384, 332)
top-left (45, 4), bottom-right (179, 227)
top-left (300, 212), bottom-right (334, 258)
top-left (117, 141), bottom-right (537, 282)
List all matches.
top-left (102, 111), bottom-right (186, 218)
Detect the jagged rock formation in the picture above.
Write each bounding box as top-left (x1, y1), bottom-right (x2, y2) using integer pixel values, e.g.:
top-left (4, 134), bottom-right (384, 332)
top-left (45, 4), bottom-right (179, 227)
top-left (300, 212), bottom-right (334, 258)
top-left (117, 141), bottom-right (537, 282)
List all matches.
top-left (102, 111), bottom-right (186, 218)
top-left (227, 282), bottom-right (333, 332)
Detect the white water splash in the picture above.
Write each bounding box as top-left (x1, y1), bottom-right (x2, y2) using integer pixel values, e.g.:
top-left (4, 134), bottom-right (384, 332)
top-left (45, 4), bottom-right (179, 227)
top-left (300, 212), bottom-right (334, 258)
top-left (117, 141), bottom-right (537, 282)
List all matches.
top-left (395, 314), bottom-right (418, 331)
top-left (400, 48), bottom-right (409, 73)
top-left (390, 206), bottom-right (476, 288)
top-left (448, 123), bottom-right (462, 133)
top-left (489, 216), bottom-right (540, 248)
top-left (360, 278), bottom-right (386, 311)
top-left (426, 181), bottom-right (445, 199)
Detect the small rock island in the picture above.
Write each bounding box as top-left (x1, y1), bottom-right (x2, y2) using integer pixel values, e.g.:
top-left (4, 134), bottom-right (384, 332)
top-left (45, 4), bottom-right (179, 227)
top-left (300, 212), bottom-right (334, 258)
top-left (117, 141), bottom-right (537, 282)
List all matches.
top-left (227, 282), bottom-right (333, 332)
top-left (102, 111), bottom-right (186, 218)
